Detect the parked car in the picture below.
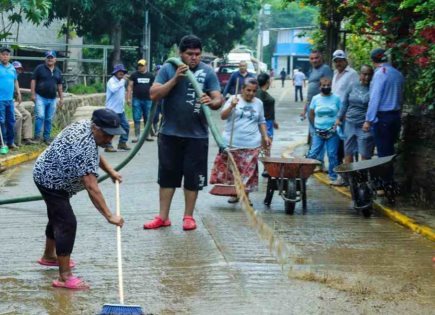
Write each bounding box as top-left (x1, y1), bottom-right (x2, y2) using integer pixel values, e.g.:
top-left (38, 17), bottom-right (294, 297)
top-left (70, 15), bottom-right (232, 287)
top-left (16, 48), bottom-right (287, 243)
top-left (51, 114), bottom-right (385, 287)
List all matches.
top-left (216, 63), bottom-right (238, 91)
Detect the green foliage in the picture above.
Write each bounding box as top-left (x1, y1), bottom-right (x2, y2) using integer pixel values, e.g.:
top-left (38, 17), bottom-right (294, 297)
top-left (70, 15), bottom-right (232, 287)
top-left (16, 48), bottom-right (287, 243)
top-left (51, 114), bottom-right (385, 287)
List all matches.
top-left (68, 82), bottom-right (104, 95)
top-left (0, 0), bottom-right (51, 40)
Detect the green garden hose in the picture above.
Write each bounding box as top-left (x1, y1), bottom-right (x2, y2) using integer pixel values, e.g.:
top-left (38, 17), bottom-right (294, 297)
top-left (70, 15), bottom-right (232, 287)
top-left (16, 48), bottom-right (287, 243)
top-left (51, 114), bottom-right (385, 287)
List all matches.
top-left (0, 58), bottom-right (225, 206)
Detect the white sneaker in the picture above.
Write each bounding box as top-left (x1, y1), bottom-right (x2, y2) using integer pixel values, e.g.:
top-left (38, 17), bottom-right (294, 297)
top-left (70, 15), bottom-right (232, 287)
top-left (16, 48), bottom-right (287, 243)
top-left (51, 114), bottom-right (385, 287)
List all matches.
top-left (330, 176), bottom-right (345, 186)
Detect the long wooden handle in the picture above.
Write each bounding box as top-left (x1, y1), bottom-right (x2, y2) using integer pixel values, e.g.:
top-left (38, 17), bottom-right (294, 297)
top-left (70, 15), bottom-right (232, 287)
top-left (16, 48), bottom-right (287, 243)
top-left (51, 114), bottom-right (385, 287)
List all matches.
top-left (115, 180), bottom-right (124, 305)
top-left (229, 77), bottom-right (239, 149)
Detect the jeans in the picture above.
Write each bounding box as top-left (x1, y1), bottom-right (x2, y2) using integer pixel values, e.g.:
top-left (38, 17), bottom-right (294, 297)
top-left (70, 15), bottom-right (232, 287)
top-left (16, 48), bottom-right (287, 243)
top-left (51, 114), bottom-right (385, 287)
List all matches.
top-left (0, 100), bottom-right (16, 145)
top-left (295, 86), bottom-right (303, 102)
top-left (34, 94), bottom-right (57, 141)
top-left (132, 98), bottom-right (152, 125)
top-left (108, 112), bottom-right (129, 146)
top-left (307, 133), bottom-right (339, 180)
top-left (308, 122), bottom-right (325, 164)
top-left (373, 111), bottom-right (401, 182)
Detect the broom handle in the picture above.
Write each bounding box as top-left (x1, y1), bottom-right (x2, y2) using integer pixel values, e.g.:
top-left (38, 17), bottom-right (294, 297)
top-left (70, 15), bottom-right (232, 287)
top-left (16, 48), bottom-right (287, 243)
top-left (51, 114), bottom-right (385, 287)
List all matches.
top-left (225, 78), bottom-right (239, 183)
top-left (115, 180), bottom-right (125, 305)
top-left (0, 125), bottom-right (5, 147)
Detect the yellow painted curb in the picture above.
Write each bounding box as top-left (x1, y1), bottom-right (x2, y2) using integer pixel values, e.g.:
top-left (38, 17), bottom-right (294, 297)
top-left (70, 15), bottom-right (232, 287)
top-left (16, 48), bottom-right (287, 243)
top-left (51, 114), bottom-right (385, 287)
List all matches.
top-left (0, 148), bottom-right (45, 168)
top-left (284, 143), bottom-right (435, 243)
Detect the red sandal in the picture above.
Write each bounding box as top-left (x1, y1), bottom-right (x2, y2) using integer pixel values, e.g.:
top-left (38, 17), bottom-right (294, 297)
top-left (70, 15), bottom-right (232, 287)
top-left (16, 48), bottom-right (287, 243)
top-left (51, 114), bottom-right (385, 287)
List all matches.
top-left (183, 216), bottom-right (197, 231)
top-left (143, 215), bottom-right (171, 229)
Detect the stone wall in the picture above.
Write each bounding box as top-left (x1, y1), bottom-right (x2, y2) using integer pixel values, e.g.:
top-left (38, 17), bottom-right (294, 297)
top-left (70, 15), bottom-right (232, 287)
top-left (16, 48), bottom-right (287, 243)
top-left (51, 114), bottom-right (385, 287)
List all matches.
top-left (400, 114), bottom-right (435, 205)
top-left (23, 93), bottom-right (105, 129)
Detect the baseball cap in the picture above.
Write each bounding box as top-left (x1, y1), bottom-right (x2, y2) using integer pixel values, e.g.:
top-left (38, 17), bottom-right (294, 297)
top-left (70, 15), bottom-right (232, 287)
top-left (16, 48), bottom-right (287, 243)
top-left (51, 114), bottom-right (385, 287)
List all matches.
top-left (332, 50), bottom-right (347, 61)
top-left (370, 48), bottom-right (388, 63)
top-left (12, 61), bottom-right (23, 69)
top-left (137, 59), bottom-right (146, 66)
top-left (45, 50), bottom-right (57, 58)
top-left (0, 47), bottom-right (11, 53)
top-left (111, 64), bottom-right (127, 75)
top-left (91, 109), bottom-right (126, 135)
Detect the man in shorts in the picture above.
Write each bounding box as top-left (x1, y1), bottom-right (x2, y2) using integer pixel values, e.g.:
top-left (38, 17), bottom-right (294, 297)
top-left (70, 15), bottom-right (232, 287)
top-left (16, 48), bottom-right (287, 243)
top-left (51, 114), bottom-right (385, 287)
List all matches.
top-left (143, 35), bottom-right (223, 230)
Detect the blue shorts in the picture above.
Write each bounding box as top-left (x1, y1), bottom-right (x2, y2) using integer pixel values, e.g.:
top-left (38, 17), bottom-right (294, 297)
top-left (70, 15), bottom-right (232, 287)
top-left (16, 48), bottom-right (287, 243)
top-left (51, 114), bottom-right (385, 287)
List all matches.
top-left (344, 121), bottom-right (374, 159)
top-left (266, 120), bottom-right (274, 139)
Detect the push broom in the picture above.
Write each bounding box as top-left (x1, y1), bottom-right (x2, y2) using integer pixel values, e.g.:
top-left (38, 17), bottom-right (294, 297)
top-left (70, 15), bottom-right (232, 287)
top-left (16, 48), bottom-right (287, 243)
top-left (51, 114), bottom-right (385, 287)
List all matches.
top-left (100, 181), bottom-right (144, 315)
top-left (209, 79), bottom-right (239, 196)
top-left (0, 127), bottom-right (9, 155)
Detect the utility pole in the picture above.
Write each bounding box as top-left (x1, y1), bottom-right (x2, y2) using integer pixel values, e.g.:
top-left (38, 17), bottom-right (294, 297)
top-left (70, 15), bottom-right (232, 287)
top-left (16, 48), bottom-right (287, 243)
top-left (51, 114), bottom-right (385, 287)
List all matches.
top-left (256, 3), bottom-right (271, 73)
top-left (143, 0), bottom-right (151, 66)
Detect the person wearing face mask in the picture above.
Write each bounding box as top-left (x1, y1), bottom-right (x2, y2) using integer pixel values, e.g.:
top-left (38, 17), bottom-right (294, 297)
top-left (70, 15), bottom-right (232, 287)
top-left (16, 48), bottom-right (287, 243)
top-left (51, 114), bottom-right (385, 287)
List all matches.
top-left (336, 65), bottom-right (375, 163)
top-left (33, 108), bottom-right (125, 290)
top-left (210, 78), bottom-right (271, 204)
top-left (306, 77), bottom-right (341, 184)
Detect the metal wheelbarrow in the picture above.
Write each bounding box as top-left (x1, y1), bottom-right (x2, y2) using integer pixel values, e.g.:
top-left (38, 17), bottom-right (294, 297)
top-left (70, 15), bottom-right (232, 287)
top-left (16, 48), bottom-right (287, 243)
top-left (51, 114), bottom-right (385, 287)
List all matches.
top-left (334, 155), bottom-right (398, 217)
top-left (260, 157), bottom-right (320, 215)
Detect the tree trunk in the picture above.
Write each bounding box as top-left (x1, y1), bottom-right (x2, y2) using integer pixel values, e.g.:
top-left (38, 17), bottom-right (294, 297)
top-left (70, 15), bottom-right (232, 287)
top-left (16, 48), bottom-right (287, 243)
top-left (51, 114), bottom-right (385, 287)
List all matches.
top-left (111, 21), bottom-right (122, 66)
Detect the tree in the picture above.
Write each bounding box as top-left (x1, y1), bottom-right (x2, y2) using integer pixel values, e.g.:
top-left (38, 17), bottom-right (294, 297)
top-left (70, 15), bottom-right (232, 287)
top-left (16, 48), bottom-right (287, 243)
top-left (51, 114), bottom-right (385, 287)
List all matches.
top-left (0, 0), bottom-right (51, 40)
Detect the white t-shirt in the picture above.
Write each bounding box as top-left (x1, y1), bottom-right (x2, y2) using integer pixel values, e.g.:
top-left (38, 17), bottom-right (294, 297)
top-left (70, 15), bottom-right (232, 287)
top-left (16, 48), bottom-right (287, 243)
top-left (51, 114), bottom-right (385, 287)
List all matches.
top-left (222, 95), bottom-right (266, 149)
top-left (293, 71), bottom-right (306, 86)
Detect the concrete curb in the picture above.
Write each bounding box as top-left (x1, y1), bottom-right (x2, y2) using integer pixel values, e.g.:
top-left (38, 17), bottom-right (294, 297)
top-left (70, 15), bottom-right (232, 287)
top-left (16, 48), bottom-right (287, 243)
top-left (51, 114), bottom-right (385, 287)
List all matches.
top-left (282, 144), bottom-right (435, 243)
top-left (0, 148), bottom-right (45, 168)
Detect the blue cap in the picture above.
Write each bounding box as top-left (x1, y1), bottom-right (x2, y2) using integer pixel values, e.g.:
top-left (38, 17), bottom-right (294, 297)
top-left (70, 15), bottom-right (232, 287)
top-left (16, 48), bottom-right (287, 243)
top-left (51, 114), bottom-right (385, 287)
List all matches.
top-left (370, 48), bottom-right (387, 63)
top-left (12, 61), bottom-right (23, 69)
top-left (45, 50), bottom-right (57, 58)
top-left (112, 64), bottom-right (127, 75)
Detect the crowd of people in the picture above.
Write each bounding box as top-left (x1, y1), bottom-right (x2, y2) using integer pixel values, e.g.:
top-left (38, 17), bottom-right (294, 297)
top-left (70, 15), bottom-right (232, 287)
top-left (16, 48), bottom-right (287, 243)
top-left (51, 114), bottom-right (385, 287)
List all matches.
top-left (1, 34), bottom-right (404, 289)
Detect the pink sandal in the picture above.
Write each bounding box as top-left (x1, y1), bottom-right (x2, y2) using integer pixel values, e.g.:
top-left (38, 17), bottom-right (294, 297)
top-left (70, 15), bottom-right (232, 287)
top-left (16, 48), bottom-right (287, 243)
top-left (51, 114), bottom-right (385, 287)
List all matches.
top-left (38, 258), bottom-right (76, 268)
top-left (52, 276), bottom-right (89, 290)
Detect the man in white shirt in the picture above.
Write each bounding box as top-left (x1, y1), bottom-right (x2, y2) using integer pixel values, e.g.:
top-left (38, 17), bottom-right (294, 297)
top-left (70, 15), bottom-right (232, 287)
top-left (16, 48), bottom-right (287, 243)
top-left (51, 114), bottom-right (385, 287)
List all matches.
top-left (331, 50), bottom-right (359, 102)
top-left (331, 50), bottom-right (359, 185)
top-left (105, 64), bottom-right (131, 152)
top-left (293, 68), bottom-right (306, 102)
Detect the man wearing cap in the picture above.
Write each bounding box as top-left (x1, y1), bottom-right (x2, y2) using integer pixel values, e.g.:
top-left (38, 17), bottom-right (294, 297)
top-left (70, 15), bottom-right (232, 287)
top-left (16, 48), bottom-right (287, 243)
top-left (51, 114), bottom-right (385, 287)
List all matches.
top-left (363, 48), bottom-right (404, 184)
top-left (31, 50), bottom-right (64, 145)
top-left (13, 61), bottom-right (35, 146)
top-left (144, 34), bottom-right (223, 231)
top-left (105, 64), bottom-right (130, 152)
top-left (127, 59), bottom-right (155, 142)
top-left (33, 108), bottom-right (125, 290)
top-left (0, 47), bottom-right (21, 150)
top-left (331, 50), bottom-right (358, 102)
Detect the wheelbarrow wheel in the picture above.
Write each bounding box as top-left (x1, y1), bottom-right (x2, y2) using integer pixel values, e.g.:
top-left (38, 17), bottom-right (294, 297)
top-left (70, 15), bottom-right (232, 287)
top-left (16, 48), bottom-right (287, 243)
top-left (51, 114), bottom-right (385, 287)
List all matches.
top-left (362, 206), bottom-right (372, 218)
top-left (285, 179), bottom-right (297, 215)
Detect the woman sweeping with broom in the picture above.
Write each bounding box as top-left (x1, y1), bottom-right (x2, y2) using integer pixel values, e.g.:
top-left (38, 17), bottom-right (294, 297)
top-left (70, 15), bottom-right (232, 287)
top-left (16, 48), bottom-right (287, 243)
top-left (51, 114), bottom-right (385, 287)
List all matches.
top-left (210, 78), bottom-right (271, 204)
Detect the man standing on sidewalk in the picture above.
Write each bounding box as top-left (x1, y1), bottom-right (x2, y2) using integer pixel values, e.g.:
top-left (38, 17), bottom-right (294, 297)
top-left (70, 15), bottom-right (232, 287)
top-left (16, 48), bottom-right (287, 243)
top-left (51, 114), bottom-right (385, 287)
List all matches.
top-left (127, 59), bottom-right (155, 142)
top-left (13, 61), bottom-right (35, 146)
top-left (222, 60), bottom-right (255, 97)
top-left (31, 50), bottom-right (63, 145)
top-left (280, 68), bottom-right (287, 87)
top-left (293, 68), bottom-right (306, 102)
top-left (144, 35), bottom-right (223, 231)
top-left (363, 48), bottom-right (404, 185)
top-left (105, 64), bottom-right (131, 152)
top-left (0, 47), bottom-right (21, 150)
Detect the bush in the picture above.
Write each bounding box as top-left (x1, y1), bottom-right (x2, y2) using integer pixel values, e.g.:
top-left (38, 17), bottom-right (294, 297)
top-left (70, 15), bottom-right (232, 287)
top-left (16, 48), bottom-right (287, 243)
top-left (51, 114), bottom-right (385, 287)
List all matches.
top-left (68, 83), bottom-right (105, 95)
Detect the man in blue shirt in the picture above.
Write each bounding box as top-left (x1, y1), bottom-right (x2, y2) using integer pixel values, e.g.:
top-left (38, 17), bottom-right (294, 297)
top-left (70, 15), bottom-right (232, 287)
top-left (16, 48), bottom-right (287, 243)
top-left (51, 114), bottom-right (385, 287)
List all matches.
top-left (222, 60), bottom-right (255, 97)
top-left (363, 48), bottom-right (404, 183)
top-left (0, 47), bottom-right (21, 150)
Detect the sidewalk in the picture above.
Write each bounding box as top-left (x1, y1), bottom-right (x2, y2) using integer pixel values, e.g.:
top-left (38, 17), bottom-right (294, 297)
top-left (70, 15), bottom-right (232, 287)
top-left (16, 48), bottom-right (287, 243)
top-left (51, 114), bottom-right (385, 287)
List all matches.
top-left (286, 142), bottom-right (435, 242)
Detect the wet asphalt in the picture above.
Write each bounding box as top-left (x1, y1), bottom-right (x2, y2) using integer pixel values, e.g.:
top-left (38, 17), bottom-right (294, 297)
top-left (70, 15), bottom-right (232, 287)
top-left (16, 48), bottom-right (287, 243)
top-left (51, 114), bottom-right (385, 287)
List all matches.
top-left (0, 81), bottom-right (434, 315)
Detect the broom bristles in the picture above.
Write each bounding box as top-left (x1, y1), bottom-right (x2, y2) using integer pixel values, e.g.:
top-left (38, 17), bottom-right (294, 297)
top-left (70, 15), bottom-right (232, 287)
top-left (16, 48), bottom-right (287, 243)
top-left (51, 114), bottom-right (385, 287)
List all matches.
top-left (100, 303), bottom-right (144, 315)
top-left (209, 184), bottom-right (238, 196)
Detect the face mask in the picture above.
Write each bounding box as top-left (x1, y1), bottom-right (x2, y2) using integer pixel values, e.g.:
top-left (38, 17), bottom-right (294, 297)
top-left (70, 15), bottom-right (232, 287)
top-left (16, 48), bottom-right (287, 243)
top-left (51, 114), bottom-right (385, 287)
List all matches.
top-left (321, 87), bottom-right (331, 95)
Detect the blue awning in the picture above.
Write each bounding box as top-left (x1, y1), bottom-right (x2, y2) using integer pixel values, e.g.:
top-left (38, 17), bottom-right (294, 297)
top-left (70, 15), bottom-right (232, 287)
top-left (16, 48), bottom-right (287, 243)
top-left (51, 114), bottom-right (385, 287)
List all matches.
top-left (273, 43), bottom-right (312, 56)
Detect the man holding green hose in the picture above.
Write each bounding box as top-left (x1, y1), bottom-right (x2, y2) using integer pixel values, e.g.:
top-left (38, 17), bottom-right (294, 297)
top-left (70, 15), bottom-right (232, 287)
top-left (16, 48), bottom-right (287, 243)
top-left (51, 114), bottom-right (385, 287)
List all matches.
top-left (144, 35), bottom-right (223, 230)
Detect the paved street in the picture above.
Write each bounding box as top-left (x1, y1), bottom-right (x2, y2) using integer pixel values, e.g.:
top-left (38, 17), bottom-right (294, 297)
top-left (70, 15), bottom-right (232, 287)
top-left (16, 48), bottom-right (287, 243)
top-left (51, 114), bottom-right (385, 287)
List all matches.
top-left (0, 81), bottom-right (434, 315)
